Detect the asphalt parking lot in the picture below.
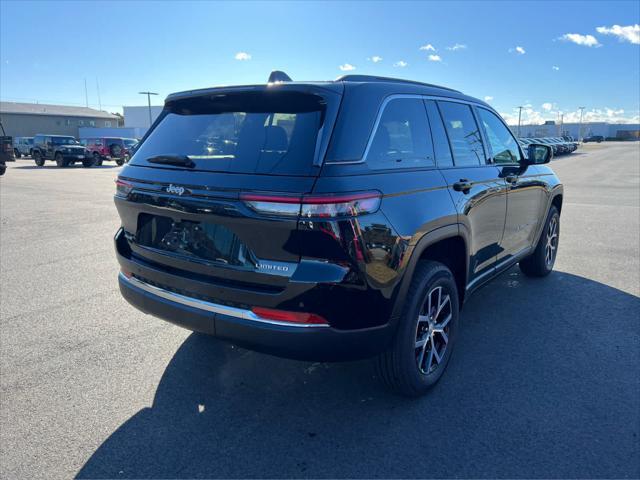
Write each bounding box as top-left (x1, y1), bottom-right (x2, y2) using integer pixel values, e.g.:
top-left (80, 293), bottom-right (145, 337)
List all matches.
top-left (1, 143), bottom-right (639, 479)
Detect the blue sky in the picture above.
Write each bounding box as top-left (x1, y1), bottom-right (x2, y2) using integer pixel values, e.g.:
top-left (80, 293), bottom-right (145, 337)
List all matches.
top-left (1, 1), bottom-right (639, 124)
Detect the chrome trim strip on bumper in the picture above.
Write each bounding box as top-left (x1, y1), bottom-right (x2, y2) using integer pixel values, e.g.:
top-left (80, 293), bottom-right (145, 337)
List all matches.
top-left (119, 272), bottom-right (329, 328)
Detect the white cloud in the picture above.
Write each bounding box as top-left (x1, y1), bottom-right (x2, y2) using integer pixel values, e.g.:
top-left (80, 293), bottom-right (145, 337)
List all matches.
top-left (500, 106), bottom-right (640, 126)
top-left (419, 44), bottom-right (436, 51)
top-left (368, 56), bottom-right (383, 63)
top-left (234, 52), bottom-right (251, 61)
top-left (339, 63), bottom-right (356, 71)
top-left (484, 96), bottom-right (494, 102)
top-left (596, 24), bottom-right (640, 44)
top-left (509, 46), bottom-right (526, 55)
top-left (559, 33), bottom-right (601, 47)
top-left (428, 54), bottom-right (442, 62)
top-left (447, 44), bottom-right (467, 51)
top-left (552, 65), bottom-right (560, 71)
top-left (542, 102), bottom-right (553, 111)
top-left (393, 60), bottom-right (408, 68)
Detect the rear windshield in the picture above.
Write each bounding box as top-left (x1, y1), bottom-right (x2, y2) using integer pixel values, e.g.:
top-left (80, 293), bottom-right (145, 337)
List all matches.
top-left (131, 91), bottom-right (326, 175)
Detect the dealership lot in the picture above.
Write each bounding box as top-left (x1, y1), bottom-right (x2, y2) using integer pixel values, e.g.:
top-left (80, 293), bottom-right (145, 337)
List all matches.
top-left (1, 143), bottom-right (639, 479)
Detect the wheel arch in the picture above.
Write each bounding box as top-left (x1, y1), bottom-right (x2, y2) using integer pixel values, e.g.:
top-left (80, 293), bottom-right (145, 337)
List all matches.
top-left (390, 225), bottom-right (469, 324)
top-left (551, 192), bottom-right (563, 214)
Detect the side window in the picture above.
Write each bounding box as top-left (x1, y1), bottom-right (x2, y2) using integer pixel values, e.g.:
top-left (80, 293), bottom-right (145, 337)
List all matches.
top-left (365, 98), bottom-right (434, 170)
top-left (437, 101), bottom-right (486, 167)
top-left (477, 108), bottom-right (521, 164)
top-left (424, 100), bottom-right (453, 167)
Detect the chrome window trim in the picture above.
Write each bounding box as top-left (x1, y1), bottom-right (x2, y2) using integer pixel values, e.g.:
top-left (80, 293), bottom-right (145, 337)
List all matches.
top-left (119, 272), bottom-right (329, 328)
top-left (324, 94), bottom-right (490, 166)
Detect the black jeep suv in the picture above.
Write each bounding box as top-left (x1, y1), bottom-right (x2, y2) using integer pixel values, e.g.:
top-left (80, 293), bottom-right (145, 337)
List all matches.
top-left (32, 134), bottom-right (91, 167)
top-left (115, 74), bottom-right (562, 396)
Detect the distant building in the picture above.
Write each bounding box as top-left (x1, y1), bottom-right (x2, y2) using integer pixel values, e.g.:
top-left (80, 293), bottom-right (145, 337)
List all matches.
top-left (123, 105), bottom-right (163, 130)
top-left (0, 101), bottom-right (120, 138)
top-left (511, 121), bottom-right (640, 140)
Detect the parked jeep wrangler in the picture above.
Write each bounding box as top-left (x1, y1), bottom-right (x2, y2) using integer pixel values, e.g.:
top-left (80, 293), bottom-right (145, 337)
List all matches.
top-left (32, 134), bottom-right (92, 167)
top-left (115, 73), bottom-right (562, 396)
top-left (83, 137), bottom-right (129, 166)
top-left (13, 136), bottom-right (34, 158)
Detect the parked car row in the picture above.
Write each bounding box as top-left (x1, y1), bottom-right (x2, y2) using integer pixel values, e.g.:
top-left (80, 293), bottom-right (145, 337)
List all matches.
top-left (519, 136), bottom-right (579, 157)
top-left (12, 135), bottom-right (139, 167)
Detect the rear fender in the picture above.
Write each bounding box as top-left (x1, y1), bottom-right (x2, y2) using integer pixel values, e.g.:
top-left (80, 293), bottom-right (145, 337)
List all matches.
top-left (388, 224), bottom-right (469, 328)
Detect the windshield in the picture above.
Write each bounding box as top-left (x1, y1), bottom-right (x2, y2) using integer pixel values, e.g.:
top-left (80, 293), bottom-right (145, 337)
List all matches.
top-left (131, 91), bottom-right (326, 175)
top-left (52, 137), bottom-right (78, 145)
top-left (123, 139), bottom-right (137, 147)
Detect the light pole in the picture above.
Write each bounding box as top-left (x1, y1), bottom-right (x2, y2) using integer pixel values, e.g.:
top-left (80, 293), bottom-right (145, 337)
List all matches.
top-left (138, 91), bottom-right (159, 127)
top-left (517, 106), bottom-right (523, 137)
top-left (578, 106), bottom-right (585, 142)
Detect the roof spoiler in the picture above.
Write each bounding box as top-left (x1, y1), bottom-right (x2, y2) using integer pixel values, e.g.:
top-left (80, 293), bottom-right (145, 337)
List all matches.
top-left (268, 70), bottom-right (292, 83)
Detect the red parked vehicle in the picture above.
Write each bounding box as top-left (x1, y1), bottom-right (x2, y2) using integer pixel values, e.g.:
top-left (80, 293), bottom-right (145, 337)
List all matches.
top-left (82, 137), bottom-right (130, 166)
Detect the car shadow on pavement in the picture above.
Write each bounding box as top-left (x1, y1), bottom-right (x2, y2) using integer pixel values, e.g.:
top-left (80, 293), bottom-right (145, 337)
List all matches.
top-left (76, 268), bottom-right (639, 479)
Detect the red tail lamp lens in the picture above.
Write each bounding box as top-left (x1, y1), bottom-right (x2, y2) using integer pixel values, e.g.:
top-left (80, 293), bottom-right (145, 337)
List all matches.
top-left (241, 191), bottom-right (381, 218)
top-left (251, 306), bottom-right (329, 325)
top-left (115, 178), bottom-right (134, 197)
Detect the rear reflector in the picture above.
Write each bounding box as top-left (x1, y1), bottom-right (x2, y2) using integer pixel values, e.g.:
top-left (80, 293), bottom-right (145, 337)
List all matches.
top-left (251, 306), bottom-right (329, 325)
top-left (241, 191), bottom-right (381, 218)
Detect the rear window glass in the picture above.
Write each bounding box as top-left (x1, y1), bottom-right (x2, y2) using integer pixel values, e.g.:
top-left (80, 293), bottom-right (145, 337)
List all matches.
top-left (131, 92), bottom-right (325, 175)
top-left (365, 98), bottom-right (434, 170)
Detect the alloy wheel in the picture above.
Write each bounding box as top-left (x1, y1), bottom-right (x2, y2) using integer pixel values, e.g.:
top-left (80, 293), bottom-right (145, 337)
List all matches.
top-left (545, 215), bottom-right (559, 267)
top-left (415, 285), bottom-right (452, 375)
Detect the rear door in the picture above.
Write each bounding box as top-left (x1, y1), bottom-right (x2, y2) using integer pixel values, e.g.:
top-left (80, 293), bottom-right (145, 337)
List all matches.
top-left (116, 85), bottom-right (342, 292)
top-left (432, 100), bottom-right (507, 288)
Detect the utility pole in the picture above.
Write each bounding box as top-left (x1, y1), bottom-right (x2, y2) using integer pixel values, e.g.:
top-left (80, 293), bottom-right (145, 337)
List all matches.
top-left (138, 91), bottom-right (159, 127)
top-left (96, 78), bottom-right (102, 111)
top-left (517, 106), bottom-right (523, 137)
top-left (84, 78), bottom-right (89, 107)
top-left (578, 106), bottom-right (585, 142)
top-left (559, 113), bottom-right (564, 136)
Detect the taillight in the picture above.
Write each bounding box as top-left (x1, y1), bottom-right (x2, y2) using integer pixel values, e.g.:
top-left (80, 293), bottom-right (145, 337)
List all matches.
top-left (115, 177), bottom-right (133, 198)
top-left (251, 306), bottom-right (329, 325)
top-left (241, 191), bottom-right (381, 218)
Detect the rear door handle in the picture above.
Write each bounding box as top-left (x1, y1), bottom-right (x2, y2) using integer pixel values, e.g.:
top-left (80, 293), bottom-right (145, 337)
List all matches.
top-left (452, 179), bottom-right (472, 193)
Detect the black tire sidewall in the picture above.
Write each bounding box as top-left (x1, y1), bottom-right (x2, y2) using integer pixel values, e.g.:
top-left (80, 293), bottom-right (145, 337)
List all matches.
top-left (34, 151), bottom-right (44, 166)
top-left (393, 262), bottom-right (459, 394)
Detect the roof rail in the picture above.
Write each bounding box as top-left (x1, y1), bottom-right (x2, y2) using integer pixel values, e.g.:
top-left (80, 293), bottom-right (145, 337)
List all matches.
top-left (335, 75), bottom-right (461, 93)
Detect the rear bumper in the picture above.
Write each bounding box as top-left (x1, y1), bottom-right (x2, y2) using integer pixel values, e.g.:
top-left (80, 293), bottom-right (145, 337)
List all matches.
top-left (119, 271), bottom-right (393, 361)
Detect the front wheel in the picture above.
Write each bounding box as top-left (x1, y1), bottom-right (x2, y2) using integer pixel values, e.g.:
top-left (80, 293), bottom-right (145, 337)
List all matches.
top-left (33, 151), bottom-right (45, 167)
top-left (519, 205), bottom-right (560, 277)
top-left (82, 158), bottom-right (94, 168)
top-left (115, 157), bottom-right (125, 166)
top-left (55, 153), bottom-right (67, 168)
top-left (376, 261), bottom-right (459, 397)
top-left (92, 153), bottom-right (103, 166)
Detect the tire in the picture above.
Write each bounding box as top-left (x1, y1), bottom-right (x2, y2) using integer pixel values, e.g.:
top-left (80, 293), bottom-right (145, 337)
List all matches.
top-left (376, 261), bottom-right (460, 397)
top-left (55, 152), bottom-right (68, 168)
top-left (109, 144), bottom-right (122, 159)
top-left (92, 152), bottom-right (103, 166)
top-left (519, 205), bottom-right (560, 277)
top-left (14, 149), bottom-right (21, 159)
top-left (82, 158), bottom-right (94, 168)
top-left (33, 151), bottom-right (44, 167)
top-left (115, 157), bottom-right (125, 166)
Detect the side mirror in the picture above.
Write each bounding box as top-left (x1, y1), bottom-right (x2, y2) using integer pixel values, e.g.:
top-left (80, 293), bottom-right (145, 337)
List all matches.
top-left (526, 144), bottom-right (553, 165)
